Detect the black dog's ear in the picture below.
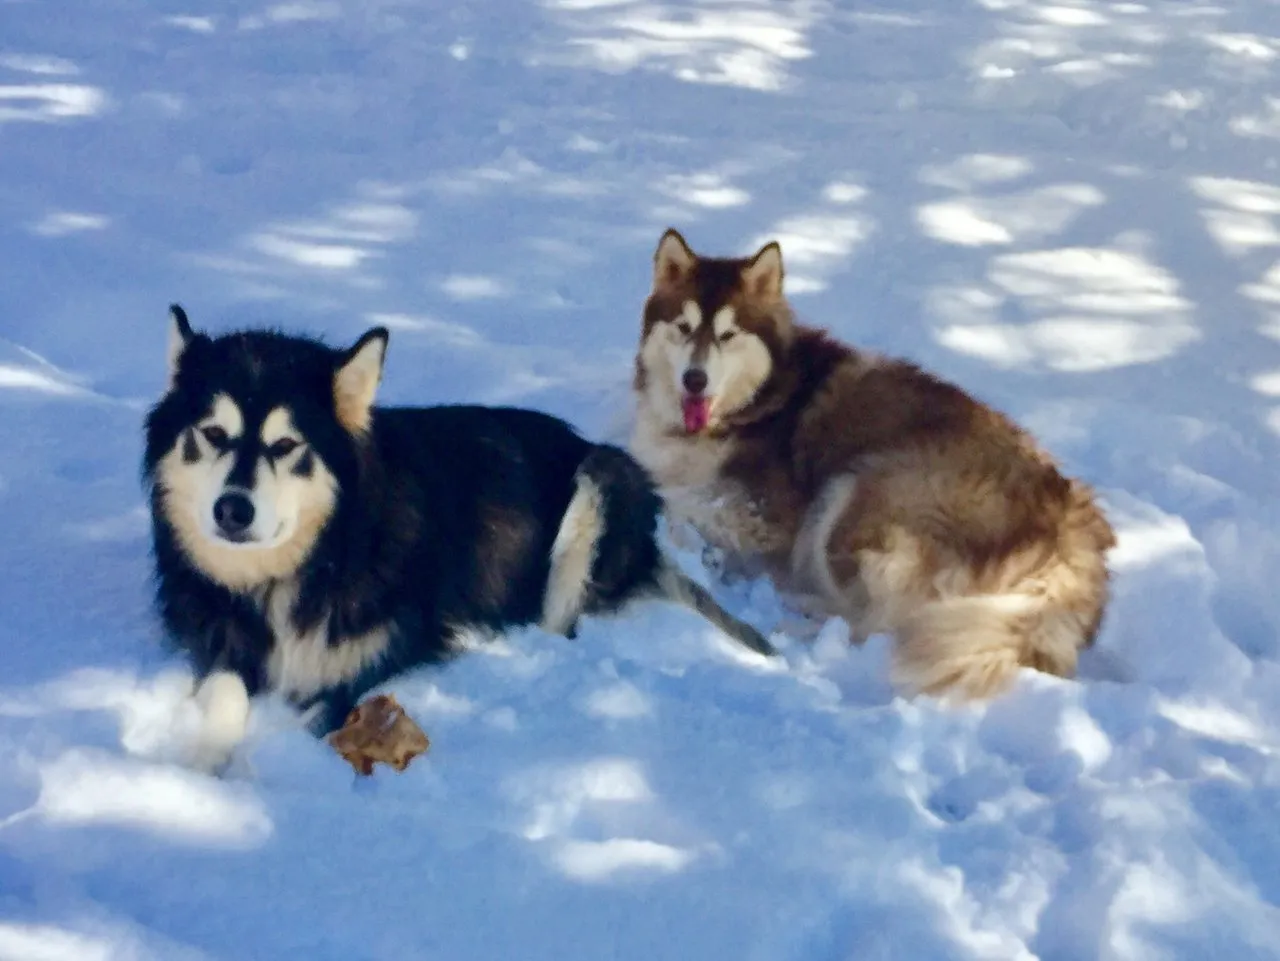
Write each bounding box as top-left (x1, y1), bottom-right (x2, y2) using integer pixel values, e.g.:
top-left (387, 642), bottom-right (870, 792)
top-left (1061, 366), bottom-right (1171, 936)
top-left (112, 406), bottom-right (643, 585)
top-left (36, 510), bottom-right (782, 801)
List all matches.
top-left (167, 304), bottom-right (195, 387)
top-left (334, 327), bottom-right (389, 434)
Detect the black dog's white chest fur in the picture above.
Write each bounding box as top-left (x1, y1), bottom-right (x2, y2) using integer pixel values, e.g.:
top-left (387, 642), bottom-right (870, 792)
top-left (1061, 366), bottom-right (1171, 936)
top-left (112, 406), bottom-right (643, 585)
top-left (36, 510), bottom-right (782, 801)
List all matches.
top-left (254, 580), bottom-right (391, 703)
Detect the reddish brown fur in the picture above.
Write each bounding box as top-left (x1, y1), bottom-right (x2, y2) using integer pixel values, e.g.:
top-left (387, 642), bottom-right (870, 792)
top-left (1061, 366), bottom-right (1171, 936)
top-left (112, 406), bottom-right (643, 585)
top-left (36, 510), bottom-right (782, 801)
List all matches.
top-left (630, 229), bottom-right (1117, 701)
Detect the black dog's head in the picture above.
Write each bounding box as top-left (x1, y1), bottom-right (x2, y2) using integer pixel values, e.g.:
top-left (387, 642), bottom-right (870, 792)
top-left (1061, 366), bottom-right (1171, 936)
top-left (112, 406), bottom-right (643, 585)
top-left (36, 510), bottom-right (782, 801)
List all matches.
top-left (144, 304), bottom-right (388, 591)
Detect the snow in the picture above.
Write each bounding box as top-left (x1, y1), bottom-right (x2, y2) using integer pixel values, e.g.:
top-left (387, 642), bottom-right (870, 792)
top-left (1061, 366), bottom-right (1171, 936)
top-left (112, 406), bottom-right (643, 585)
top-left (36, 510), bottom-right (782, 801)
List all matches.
top-left (2, 0), bottom-right (1280, 957)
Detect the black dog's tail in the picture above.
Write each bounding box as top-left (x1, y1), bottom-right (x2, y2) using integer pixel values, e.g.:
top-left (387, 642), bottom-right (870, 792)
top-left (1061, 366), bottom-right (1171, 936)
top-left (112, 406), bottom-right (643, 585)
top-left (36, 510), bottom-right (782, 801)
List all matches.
top-left (541, 444), bottom-right (776, 657)
top-left (650, 563), bottom-right (777, 657)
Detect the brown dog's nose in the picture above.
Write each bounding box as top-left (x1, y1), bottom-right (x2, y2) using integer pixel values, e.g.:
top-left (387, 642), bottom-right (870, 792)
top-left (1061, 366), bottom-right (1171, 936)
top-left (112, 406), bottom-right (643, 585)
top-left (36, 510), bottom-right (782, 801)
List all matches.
top-left (682, 368), bottom-right (708, 395)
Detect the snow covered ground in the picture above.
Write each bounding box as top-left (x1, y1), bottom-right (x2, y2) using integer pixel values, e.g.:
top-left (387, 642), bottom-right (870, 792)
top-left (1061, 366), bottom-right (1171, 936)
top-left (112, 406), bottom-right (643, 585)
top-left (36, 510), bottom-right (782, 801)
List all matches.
top-left (3, 0), bottom-right (1280, 957)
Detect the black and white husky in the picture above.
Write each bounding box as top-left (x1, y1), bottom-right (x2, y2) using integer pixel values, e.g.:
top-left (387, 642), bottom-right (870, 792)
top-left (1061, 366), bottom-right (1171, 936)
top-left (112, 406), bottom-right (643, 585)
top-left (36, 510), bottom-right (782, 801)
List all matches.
top-left (143, 305), bottom-right (774, 770)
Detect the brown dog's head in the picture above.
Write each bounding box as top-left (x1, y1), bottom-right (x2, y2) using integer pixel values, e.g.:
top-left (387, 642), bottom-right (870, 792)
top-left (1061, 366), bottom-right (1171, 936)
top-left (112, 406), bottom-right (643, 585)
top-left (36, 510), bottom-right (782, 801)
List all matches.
top-left (635, 229), bottom-right (793, 435)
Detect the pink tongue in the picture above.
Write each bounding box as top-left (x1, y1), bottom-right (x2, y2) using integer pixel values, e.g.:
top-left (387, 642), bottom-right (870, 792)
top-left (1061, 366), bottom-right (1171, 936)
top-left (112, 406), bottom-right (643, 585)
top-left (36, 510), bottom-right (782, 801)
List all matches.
top-left (682, 396), bottom-right (710, 433)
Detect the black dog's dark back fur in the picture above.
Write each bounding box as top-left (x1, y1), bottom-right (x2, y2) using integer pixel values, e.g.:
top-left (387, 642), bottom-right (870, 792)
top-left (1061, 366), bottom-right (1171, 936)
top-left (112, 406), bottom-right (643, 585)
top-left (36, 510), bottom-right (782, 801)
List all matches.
top-left (348, 404), bottom-right (664, 643)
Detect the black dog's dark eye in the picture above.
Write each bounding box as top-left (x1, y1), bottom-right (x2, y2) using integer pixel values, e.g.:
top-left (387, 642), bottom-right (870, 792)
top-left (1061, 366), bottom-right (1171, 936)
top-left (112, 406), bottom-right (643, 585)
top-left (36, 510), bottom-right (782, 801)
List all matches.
top-left (675, 322), bottom-right (693, 336)
top-left (268, 438), bottom-right (300, 459)
top-left (719, 330), bottom-right (736, 343)
top-left (200, 425), bottom-right (230, 449)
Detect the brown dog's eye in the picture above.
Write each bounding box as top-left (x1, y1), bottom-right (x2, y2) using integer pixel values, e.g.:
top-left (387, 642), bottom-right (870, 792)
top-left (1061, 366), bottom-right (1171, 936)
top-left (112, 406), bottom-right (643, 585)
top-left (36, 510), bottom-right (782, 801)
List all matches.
top-left (200, 426), bottom-right (230, 449)
top-left (268, 438), bottom-right (300, 459)
top-left (675, 322), bottom-right (693, 337)
top-left (719, 330), bottom-right (736, 343)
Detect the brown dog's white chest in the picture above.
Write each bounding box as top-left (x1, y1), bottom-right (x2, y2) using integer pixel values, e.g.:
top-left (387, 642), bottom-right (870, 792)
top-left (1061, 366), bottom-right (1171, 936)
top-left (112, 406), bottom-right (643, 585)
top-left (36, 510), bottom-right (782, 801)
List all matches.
top-left (630, 406), bottom-right (730, 487)
top-left (629, 408), bottom-right (791, 560)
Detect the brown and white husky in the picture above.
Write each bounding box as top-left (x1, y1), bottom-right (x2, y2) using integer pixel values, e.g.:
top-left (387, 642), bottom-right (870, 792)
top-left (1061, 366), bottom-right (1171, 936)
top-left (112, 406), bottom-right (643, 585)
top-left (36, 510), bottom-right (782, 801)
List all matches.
top-left (629, 228), bottom-right (1117, 701)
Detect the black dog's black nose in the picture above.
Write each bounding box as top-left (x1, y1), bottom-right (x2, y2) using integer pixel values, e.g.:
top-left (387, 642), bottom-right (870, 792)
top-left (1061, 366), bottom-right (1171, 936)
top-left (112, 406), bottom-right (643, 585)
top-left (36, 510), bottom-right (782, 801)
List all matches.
top-left (682, 368), bottom-right (709, 395)
top-left (213, 491), bottom-right (255, 536)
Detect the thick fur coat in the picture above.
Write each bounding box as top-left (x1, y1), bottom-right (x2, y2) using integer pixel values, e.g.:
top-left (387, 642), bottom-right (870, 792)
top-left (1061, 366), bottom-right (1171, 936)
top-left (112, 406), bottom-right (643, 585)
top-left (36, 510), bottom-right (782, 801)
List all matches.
top-left (630, 230), bottom-right (1117, 700)
top-left (144, 306), bottom-right (773, 768)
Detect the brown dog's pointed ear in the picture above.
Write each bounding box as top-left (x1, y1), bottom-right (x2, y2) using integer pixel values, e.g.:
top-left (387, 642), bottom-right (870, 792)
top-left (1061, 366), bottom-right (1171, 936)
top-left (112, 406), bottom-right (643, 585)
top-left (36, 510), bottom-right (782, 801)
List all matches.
top-left (167, 303), bottom-right (195, 388)
top-left (742, 241), bottom-right (784, 300)
top-left (654, 228), bottom-right (696, 289)
top-left (334, 327), bottom-right (389, 434)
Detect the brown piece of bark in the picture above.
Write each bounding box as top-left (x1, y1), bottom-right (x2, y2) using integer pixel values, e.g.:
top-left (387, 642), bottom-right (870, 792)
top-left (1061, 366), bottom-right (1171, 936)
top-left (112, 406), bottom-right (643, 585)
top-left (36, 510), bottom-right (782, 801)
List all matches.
top-left (327, 694), bottom-right (430, 776)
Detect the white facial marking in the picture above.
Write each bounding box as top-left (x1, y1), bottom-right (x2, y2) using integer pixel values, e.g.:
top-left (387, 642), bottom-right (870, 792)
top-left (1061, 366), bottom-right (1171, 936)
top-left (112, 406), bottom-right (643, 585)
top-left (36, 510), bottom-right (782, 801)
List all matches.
top-left (238, 406), bottom-right (320, 547)
top-left (705, 328), bottom-right (771, 420)
top-left (679, 301), bottom-right (702, 331)
top-left (204, 393), bottom-right (244, 440)
top-left (260, 407), bottom-right (295, 446)
top-left (260, 407), bottom-right (307, 464)
top-left (157, 399), bottom-right (338, 591)
top-left (712, 306), bottom-right (737, 339)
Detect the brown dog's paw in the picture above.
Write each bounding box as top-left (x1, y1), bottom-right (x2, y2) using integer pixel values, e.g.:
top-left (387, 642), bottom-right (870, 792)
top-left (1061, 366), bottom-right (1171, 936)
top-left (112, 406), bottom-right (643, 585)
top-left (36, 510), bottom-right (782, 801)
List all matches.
top-left (327, 694), bottom-right (430, 777)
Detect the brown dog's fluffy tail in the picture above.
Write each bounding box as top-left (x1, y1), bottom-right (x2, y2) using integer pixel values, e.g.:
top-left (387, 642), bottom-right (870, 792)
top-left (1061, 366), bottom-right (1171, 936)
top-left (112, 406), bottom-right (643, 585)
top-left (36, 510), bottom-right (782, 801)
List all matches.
top-left (891, 484), bottom-right (1114, 701)
top-left (890, 591), bottom-right (1099, 701)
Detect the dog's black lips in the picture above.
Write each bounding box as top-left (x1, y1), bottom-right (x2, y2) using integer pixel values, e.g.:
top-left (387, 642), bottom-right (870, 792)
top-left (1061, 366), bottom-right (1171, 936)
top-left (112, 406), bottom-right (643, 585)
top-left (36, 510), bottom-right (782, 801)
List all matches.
top-left (215, 519), bottom-right (287, 546)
